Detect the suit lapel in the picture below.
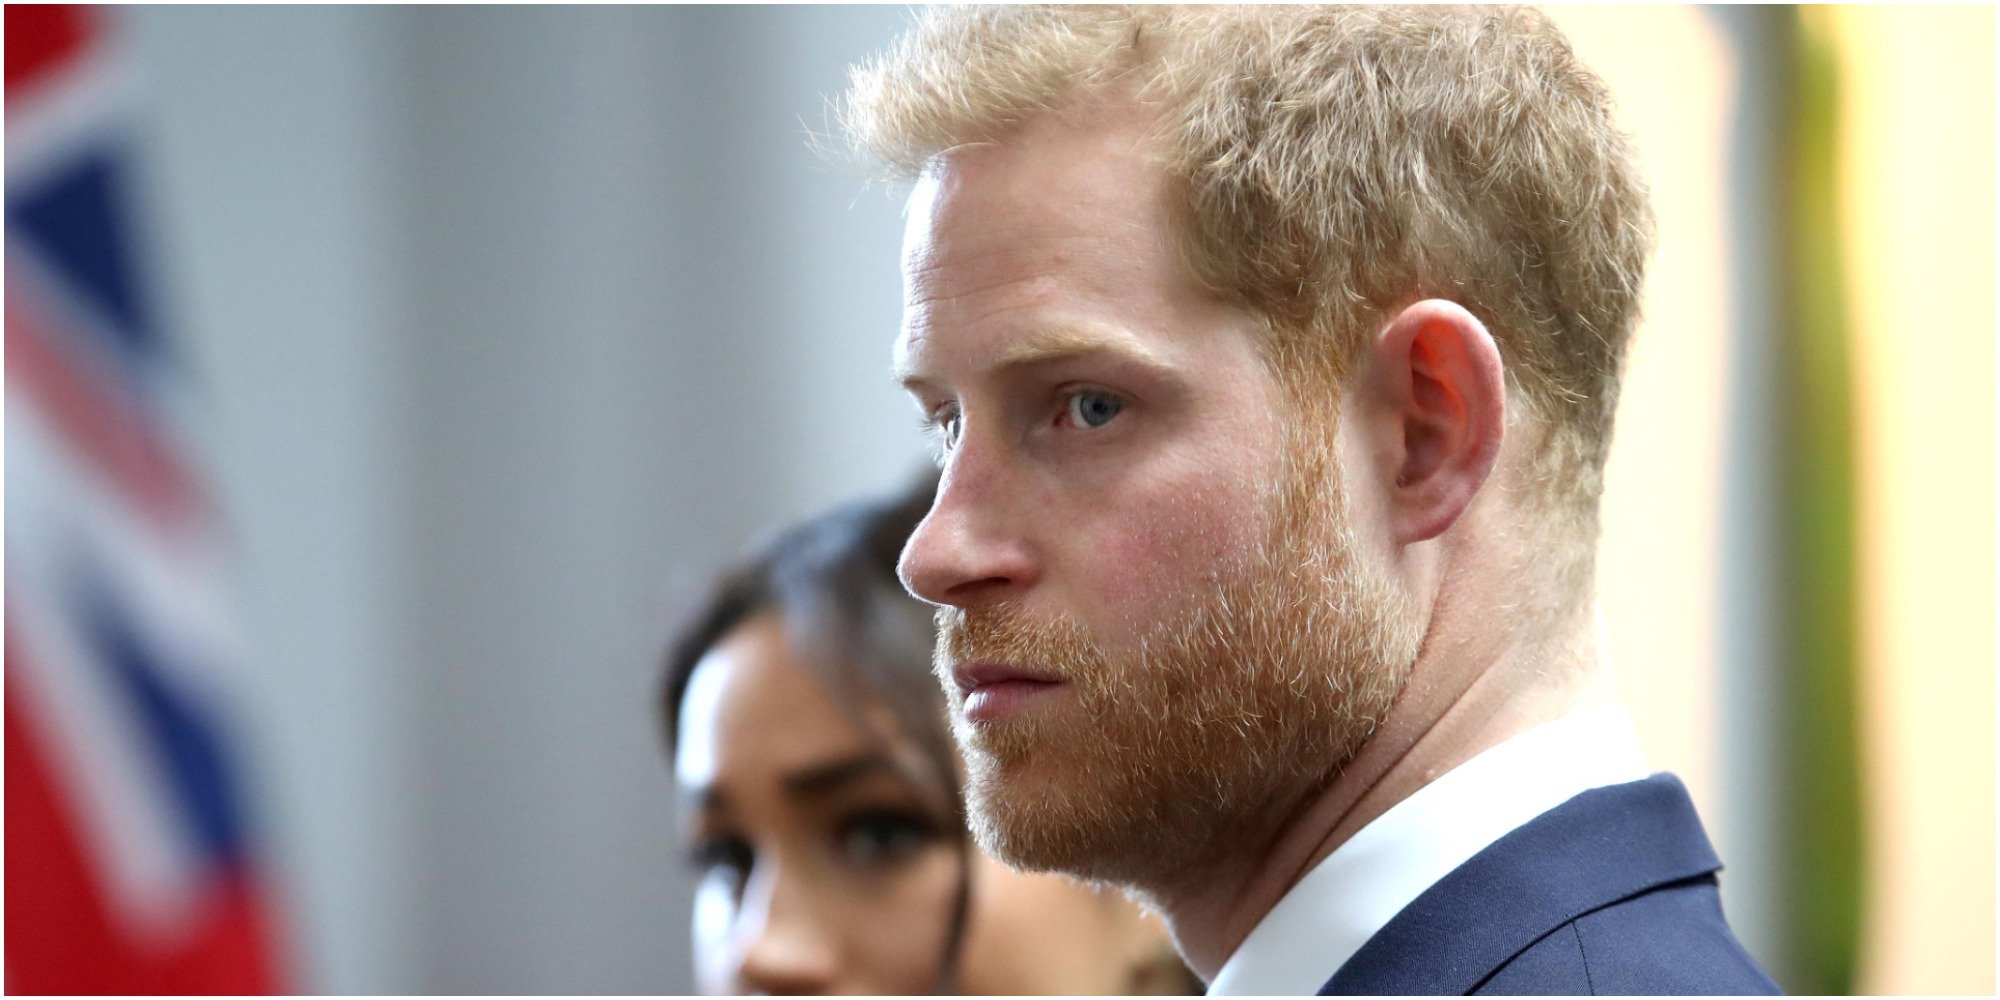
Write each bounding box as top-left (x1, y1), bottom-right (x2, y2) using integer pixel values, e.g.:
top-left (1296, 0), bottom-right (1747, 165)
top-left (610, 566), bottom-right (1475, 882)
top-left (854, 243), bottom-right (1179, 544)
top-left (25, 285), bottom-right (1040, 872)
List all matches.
top-left (1319, 774), bottom-right (1723, 996)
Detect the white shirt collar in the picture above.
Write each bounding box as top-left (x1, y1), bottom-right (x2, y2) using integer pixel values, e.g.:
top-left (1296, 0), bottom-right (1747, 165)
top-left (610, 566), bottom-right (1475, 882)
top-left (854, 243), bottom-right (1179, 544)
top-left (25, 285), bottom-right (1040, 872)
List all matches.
top-left (1205, 701), bottom-right (1650, 996)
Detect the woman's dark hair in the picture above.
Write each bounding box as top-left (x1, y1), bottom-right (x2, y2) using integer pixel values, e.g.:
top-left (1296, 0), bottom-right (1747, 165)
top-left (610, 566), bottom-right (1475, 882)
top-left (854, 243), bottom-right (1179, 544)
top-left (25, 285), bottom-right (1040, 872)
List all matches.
top-left (659, 470), bottom-right (951, 804)
top-left (658, 470), bottom-right (970, 989)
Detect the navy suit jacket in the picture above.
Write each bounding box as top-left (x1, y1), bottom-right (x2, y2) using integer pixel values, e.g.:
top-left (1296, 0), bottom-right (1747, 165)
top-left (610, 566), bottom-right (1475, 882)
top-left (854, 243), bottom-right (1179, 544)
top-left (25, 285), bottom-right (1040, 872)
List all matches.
top-left (1318, 774), bottom-right (1781, 995)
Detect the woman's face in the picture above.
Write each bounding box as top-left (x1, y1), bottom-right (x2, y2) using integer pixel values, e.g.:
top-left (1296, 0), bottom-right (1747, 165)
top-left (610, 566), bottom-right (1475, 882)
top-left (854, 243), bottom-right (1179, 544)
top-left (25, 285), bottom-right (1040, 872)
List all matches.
top-left (675, 612), bottom-right (1179, 995)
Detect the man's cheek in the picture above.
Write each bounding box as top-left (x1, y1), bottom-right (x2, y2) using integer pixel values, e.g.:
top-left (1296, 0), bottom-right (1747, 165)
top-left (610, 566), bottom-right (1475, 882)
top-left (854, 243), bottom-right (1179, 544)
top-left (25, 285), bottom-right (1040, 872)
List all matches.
top-left (1082, 489), bottom-right (1252, 614)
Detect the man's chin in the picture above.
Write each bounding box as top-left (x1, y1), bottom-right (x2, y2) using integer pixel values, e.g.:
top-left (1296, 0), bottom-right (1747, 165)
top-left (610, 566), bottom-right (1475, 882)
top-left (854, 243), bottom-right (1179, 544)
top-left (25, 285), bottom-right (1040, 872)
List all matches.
top-left (964, 749), bottom-right (1083, 862)
top-left (961, 747), bottom-right (1173, 884)
top-left (966, 792), bottom-right (1117, 880)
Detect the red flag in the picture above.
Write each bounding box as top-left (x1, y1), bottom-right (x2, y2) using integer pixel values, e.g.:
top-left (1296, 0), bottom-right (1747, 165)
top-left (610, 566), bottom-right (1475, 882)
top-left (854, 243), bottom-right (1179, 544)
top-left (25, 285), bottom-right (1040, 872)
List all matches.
top-left (6, 6), bottom-right (291, 992)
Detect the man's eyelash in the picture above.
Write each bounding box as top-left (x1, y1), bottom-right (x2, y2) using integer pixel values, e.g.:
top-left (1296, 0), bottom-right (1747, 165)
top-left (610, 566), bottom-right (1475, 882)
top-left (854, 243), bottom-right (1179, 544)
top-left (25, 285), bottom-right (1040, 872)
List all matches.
top-left (918, 418), bottom-right (947, 461)
top-left (917, 407), bottom-right (959, 465)
top-left (918, 406), bottom-right (960, 437)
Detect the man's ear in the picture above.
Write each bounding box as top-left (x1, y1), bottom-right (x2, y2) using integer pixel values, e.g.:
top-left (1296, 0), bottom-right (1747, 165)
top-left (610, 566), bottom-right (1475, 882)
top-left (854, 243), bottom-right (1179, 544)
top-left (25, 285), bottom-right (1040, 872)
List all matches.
top-left (1361, 299), bottom-right (1506, 544)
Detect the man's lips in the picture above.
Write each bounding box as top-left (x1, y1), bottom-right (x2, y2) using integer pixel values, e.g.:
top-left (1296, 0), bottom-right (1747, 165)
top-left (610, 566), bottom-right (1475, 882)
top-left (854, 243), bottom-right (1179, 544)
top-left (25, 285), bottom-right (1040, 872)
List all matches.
top-left (952, 661), bottom-right (1066, 723)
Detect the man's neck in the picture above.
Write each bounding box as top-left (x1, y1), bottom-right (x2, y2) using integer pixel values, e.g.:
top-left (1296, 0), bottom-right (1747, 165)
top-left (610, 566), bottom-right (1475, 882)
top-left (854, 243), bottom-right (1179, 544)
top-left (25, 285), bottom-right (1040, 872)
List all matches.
top-left (1149, 612), bottom-right (1613, 981)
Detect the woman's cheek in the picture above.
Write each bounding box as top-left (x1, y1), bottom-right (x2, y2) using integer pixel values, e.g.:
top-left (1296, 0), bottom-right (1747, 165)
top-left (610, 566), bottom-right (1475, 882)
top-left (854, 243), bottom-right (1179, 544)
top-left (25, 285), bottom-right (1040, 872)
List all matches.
top-left (854, 845), bottom-right (965, 993)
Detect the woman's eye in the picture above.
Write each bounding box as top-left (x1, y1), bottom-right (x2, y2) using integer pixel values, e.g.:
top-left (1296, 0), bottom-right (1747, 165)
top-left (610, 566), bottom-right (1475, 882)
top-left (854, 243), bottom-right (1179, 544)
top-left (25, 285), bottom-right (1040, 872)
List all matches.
top-left (1066, 390), bottom-right (1125, 429)
top-left (688, 835), bottom-right (754, 896)
top-left (836, 810), bottom-right (938, 867)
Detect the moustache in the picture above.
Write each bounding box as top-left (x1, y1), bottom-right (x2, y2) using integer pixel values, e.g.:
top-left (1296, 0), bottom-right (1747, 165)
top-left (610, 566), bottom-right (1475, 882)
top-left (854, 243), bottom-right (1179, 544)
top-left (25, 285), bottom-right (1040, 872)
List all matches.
top-left (934, 604), bottom-right (1103, 687)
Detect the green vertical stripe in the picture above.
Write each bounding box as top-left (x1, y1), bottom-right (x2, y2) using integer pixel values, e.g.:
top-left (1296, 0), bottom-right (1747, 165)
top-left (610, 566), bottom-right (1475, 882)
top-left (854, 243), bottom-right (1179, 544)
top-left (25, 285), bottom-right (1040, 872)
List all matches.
top-left (1779, 7), bottom-right (1865, 994)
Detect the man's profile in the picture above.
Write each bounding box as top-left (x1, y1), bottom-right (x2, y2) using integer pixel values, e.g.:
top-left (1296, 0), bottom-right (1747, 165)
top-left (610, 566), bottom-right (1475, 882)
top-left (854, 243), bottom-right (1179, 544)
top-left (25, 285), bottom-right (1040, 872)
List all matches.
top-left (845, 6), bottom-right (1778, 995)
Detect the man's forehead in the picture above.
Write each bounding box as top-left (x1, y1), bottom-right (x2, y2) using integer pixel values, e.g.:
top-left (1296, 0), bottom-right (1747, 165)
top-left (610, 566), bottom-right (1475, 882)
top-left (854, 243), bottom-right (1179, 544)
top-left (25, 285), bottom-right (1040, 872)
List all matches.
top-left (900, 167), bottom-right (1146, 287)
top-left (899, 104), bottom-right (1170, 259)
top-left (889, 103), bottom-right (1205, 388)
top-left (899, 172), bottom-right (945, 273)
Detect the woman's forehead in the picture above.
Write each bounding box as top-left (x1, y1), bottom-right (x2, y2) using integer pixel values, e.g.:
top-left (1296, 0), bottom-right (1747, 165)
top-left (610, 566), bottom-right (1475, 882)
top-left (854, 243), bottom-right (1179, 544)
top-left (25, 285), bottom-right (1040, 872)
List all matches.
top-left (675, 612), bottom-right (889, 794)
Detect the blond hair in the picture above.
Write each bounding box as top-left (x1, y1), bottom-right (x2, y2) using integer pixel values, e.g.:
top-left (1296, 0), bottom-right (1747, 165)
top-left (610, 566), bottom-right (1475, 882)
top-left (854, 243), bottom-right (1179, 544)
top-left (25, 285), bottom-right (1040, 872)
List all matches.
top-left (842, 5), bottom-right (1653, 554)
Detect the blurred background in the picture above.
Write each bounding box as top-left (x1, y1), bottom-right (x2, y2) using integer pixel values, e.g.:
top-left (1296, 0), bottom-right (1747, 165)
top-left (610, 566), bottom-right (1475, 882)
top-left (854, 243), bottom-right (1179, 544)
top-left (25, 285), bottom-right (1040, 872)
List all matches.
top-left (4, 5), bottom-right (1992, 995)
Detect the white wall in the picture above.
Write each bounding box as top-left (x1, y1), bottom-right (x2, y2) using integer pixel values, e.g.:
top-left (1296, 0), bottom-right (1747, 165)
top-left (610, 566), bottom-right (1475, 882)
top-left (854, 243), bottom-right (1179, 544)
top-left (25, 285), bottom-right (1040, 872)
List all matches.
top-left (1705, 7), bottom-right (1791, 977)
top-left (124, 7), bottom-right (420, 991)
top-left (126, 7), bottom-right (920, 992)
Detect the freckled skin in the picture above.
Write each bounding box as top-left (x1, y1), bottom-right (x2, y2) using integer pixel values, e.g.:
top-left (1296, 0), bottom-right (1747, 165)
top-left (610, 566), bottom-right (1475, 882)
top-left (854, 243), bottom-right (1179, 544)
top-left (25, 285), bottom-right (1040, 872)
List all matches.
top-left (896, 105), bottom-right (1291, 649)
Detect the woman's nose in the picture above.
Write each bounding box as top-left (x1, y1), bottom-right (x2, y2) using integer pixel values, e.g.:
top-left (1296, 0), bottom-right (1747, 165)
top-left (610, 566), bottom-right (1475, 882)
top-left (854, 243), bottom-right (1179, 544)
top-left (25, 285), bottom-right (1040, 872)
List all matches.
top-left (735, 867), bottom-right (840, 995)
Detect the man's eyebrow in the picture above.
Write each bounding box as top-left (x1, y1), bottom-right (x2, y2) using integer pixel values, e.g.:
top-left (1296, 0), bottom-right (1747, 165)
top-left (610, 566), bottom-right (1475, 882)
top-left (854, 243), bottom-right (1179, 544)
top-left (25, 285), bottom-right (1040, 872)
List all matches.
top-left (895, 326), bottom-right (1177, 389)
top-left (893, 357), bottom-right (931, 391)
top-left (994, 326), bottom-right (1175, 372)
top-left (782, 752), bottom-right (903, 798)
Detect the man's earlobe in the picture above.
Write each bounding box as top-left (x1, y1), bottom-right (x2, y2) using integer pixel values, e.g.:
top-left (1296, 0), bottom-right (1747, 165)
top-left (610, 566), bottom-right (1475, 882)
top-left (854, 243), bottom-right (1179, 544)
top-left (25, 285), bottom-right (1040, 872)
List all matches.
top-left (1372, 299), bottom-right (1506, 544)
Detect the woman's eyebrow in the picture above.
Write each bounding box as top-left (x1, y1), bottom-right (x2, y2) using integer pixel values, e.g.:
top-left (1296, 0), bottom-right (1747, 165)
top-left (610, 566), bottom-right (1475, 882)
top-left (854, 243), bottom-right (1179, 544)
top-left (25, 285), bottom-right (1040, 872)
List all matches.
top-left (782, 752), bottom-right (902, 799)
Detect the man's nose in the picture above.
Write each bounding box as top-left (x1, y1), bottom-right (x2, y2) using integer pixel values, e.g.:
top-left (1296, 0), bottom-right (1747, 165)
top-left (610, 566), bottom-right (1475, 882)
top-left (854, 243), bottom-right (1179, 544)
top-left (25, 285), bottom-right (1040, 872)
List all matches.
top-left (899, 454), bottom-right (1039, 608)
top-left (736, 866), bottom-right (840, 995)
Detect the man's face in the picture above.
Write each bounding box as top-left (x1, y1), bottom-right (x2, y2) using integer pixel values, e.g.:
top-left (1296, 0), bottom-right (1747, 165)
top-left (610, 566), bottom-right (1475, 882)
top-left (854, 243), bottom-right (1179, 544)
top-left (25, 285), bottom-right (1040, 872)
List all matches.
top-left (894, 104), bottom-right (1420, 885)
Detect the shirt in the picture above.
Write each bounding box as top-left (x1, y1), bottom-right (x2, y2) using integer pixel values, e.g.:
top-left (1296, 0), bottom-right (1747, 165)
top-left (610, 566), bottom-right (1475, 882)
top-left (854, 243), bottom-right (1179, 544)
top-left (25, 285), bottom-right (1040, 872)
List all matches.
top-left (1205, 701), bottom-right (1651, 996)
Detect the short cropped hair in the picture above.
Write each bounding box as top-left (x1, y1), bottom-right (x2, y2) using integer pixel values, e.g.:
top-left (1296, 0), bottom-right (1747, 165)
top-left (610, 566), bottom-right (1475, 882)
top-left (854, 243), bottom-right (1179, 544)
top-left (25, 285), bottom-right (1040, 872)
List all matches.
top-left (842, 5), bottom-right (1653, 527)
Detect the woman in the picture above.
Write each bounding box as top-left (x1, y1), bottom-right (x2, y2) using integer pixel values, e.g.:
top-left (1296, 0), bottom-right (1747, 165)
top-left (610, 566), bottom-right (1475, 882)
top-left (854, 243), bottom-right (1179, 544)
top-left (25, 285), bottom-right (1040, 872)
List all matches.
top-left (661, 474), bottom-right (1197, 995)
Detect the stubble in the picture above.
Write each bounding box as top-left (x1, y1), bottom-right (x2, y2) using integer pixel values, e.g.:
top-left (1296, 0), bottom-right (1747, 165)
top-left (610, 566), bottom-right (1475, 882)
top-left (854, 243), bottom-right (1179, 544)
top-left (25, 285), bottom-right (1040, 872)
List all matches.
top-left (934, 456), bottom-right (1423, 889)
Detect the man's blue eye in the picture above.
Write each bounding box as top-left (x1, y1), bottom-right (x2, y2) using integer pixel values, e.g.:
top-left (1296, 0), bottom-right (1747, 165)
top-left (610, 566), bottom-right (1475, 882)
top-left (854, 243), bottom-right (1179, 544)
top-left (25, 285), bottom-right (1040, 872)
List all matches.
top-left (929, 407), bottom-right (962, 446)
top-left (1068, 391), bottom-right (1124, 429)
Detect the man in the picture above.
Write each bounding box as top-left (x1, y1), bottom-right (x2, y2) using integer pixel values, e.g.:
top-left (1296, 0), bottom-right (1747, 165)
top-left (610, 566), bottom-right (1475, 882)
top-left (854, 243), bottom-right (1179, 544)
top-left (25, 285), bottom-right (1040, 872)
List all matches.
top-left (850, 6), bottom-right (1778, 995)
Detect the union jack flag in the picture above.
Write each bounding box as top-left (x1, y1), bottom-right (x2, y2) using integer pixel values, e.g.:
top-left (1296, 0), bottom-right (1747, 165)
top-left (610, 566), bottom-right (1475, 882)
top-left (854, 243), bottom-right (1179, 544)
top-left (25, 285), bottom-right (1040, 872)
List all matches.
top-left (6, 6), bottom-right (289, 991)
